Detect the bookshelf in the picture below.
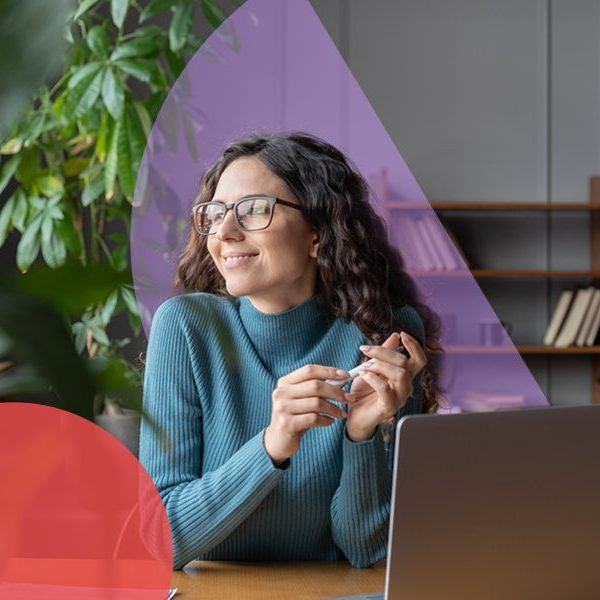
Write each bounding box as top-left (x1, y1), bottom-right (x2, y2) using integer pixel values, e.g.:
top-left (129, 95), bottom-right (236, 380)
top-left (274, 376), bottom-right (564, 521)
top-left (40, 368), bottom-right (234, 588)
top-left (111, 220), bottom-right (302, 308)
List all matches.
top-left (380, 175), bottom-right (600, 405)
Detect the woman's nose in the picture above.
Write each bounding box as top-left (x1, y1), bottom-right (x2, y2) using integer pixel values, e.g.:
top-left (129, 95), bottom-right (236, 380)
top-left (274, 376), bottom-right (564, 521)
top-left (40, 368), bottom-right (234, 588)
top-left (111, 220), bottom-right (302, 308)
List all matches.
top-left (215, 207), bottom-right (242, 239)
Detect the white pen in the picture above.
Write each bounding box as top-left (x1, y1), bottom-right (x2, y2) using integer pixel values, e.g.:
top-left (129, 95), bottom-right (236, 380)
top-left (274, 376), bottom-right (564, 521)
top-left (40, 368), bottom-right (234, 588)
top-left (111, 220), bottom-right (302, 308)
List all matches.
top-left (324, 345), bottom-right (407, 387)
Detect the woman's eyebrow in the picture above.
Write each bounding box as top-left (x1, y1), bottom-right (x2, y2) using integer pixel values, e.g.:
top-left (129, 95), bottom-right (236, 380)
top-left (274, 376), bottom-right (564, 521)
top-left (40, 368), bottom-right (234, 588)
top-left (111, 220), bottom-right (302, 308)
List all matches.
top-left (210, 193), bottom-right (269, 202)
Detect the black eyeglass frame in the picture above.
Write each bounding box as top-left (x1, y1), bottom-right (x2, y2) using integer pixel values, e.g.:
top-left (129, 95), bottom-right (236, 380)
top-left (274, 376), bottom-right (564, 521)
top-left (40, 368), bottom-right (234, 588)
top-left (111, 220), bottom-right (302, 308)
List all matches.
top-left (192, 195), bottom-right (303, 235)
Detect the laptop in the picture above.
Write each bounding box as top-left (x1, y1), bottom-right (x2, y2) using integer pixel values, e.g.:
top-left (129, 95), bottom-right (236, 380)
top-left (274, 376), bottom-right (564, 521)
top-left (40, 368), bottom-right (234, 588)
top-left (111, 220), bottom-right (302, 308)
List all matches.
top-left (331, 404), bottom-right (600, 600)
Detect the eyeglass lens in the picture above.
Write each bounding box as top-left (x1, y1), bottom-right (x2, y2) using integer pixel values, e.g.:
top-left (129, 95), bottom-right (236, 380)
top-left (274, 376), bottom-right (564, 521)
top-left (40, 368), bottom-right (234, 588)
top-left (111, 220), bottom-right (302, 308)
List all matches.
top-left (196, 197), bottom-right (272, 234)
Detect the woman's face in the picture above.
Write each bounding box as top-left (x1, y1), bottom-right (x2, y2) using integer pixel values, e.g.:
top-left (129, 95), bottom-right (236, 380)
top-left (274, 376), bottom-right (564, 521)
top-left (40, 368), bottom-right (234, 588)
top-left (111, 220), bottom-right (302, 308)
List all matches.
top-left (206, 157), bottom-right (320, 314)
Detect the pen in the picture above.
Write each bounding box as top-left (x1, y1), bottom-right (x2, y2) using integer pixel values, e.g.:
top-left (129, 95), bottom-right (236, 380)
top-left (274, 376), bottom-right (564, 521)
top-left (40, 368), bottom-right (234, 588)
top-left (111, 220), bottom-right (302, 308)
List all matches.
top-left (324, 345), bottom-right (407, 387)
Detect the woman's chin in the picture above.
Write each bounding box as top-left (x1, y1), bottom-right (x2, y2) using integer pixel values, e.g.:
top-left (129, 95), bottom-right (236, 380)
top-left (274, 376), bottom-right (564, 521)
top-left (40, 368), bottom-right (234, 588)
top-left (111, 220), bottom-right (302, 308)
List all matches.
top-left (225, 279), bottom-right (253, 297)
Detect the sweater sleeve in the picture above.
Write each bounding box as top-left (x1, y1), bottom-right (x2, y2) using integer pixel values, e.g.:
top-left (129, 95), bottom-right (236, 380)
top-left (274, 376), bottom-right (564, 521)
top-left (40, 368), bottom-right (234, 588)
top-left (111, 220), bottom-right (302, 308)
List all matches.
top-left (329, 424), bottom-right (393, 568)
top-left (329, 305), bottom-right (427, 568)
top-left (138, 298), bottom-right (288, 569)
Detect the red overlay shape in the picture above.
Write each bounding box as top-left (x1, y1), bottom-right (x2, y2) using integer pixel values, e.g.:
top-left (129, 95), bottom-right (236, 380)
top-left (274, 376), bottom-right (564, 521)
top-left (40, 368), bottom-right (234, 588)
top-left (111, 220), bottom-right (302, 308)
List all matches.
top-left (0, 403), bottom-right (172, 599)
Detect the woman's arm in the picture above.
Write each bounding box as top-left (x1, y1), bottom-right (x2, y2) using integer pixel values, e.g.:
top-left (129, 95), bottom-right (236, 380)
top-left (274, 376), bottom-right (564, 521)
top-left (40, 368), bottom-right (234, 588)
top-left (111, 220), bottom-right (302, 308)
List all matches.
top-left (328, 377), bottom-right (423, 569)
top-left (139, 299), bottom-right (287, 569)
top-left (330, 308), bottom-right (426, 568)
top-left (329, 424), bottom-right (393, 568)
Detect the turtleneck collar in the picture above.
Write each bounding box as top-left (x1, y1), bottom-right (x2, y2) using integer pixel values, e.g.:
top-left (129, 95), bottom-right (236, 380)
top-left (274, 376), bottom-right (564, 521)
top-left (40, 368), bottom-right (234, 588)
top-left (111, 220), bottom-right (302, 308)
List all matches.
top-left (237, 294), bottom-right (334, 371)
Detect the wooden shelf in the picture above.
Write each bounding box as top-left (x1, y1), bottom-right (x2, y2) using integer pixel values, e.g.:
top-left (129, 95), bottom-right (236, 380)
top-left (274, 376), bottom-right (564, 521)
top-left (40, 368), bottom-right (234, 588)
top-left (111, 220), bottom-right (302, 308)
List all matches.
top-left (386, 201), bottom-right (600, 211)
top-left (406, 270), bottom-right (600, 279)
top-left (445, 345), bottom-right (600, 355)
top-left (378, 174), bottom-right (600, 404)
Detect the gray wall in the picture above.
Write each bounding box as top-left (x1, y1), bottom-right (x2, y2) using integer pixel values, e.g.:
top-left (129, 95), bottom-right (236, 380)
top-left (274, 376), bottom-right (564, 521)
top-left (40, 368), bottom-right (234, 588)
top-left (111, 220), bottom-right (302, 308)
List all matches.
top-left (311, 0), bottom-right (600, 405)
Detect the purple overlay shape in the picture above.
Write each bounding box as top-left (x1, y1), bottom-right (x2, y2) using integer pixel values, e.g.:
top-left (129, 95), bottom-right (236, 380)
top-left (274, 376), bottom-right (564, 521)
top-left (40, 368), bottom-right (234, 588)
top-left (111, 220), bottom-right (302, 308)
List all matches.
top-left (131, 0), bottom-right (548, 411)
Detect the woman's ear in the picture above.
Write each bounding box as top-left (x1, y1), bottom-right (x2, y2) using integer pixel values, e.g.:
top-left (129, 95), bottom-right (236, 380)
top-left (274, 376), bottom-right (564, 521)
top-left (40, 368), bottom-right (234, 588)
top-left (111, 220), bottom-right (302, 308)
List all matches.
top-left (309, 233), bottom-right (319, 258)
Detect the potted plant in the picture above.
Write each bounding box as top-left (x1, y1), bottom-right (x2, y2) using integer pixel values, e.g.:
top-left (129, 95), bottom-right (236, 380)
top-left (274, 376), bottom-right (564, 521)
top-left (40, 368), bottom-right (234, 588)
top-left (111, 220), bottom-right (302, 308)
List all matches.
top-left (0, 0), bottom-right (240, 450)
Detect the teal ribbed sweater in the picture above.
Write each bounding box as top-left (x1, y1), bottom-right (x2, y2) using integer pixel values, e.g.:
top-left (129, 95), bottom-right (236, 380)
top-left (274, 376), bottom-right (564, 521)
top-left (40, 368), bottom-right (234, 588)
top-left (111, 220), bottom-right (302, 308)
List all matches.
top-left (139, 292), bottom-right (424, 569)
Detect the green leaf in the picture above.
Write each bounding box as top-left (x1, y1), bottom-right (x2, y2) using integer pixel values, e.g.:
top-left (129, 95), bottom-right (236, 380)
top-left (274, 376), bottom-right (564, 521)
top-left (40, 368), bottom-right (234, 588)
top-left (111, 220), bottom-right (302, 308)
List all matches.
top-left (40, 215), bottom-right (66, 268)
top-left (104, 116), bottom-right (121, 200)
top-left (73, 0), bottom-right (100, 21)
top-left (120, 286), bottom-right (139, 316)
top-left (165, 44), bottom-right (185, 78)
top-left (68, 61), bottom-right (103, 89)
top-left (54, 219), bottom-right (83, 259)
top-left (6, 259), bottom-right (134, 317)
top-left (0, 155), bottom-right (21, 196)
top-left (111, 244), bottom-right (128, 271)
top-left (53, 234), bottom-right (68, 267)
top-left (22, 115), bottom-right (46, 146)
top-left (62, 158), bottom-right (90, 177)
top-left (0, 193), bottom-right (16, 246)
top-left (169, 0), bottom-right (193, 52)
top-left (16, 214), bottom-right (43, 273)
top-left (101, 67), bottom-right (124, 120)
top-left (29, 196), bottom-right (46, 212)
top-left (64, 24), bottom-right (74, 45)
top-left (111, 0), bottom-right (129, 28)
top-left (65, 69), bottom-right (104, 120)
top-left (88, 322), bottom-right (110, 346)
top-left (16, 147), bottom-right (40, 190)
top-left (53, 93), bottom-right (67, 120)
top-left (36, 175), bottom-right (64, 197)
top-left (87, 25), bottom-right (110, 57)
top-left (0, 289), bottom-right (97, 420)
top-left (96, 111), bottom-right (110, 161)
top-left (117, 107), bottom-right (146, 199)
top-left (133, 101), bottom-right (152, 138)
top-left (41, 215), bottom-right (53, 249)
top-left (201, 0), bottom-right (227, 29)
top-left (11, 189), bottom-right (29, 233)
top-left (110, 34), bottom-right (160, 60)
top-left (1, 138), bottom-right (23, 155)
top-left (81, 171), bottom-right (105, 206)
top-left (100, 289), bottom-right (119, 325)
top-left (140, 0), bottom-right (176, 22)
top-left (72, 322), bottom-right (87, 354)
top-left (114, 58), bottom-right (154, 83)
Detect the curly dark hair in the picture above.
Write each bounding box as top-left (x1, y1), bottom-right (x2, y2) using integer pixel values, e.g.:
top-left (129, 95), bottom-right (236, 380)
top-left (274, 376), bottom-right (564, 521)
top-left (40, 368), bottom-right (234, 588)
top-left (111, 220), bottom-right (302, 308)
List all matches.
top-left (174, 131), bottom-right (445, 414)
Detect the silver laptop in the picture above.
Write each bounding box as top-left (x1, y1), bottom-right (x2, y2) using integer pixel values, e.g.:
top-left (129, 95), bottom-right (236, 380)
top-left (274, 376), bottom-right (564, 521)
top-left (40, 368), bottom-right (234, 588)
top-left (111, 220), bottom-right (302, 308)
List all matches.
top-left (332, 404), bottom-right (600, 600)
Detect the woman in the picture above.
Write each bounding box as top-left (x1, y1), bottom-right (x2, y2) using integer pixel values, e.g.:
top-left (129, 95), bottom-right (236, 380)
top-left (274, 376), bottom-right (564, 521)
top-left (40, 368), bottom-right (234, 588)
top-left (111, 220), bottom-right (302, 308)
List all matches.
top-left (139, 131), bottom-right (443, 570)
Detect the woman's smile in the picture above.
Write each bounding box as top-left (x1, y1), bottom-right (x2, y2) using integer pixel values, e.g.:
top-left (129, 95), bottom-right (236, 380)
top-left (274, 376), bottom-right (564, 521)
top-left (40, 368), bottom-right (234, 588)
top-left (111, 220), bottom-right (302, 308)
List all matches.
top-left (222, 254), bottom-right (258, 269)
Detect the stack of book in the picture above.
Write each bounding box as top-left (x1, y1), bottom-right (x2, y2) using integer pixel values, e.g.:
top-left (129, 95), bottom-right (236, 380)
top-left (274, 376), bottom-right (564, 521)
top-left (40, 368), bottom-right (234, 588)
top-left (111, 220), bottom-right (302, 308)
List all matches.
top-left (392, 213), bottom-right (468, 272)
top-left (543, 286), bottom-right (600, 347)
top-left (460, 391), bottom-right (526, 412)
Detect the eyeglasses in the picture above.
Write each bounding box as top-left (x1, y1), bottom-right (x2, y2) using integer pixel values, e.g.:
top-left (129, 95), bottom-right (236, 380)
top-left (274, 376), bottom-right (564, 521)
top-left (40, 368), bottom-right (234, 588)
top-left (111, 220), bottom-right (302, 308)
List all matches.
top-left (192, 195), bottom-right (303, 235)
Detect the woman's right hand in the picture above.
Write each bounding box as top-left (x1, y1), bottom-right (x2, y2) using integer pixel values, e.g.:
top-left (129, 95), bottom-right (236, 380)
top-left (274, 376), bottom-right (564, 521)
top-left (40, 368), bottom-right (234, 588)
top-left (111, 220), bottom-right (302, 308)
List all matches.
top-left (264, 364), bottom-right (352, 465)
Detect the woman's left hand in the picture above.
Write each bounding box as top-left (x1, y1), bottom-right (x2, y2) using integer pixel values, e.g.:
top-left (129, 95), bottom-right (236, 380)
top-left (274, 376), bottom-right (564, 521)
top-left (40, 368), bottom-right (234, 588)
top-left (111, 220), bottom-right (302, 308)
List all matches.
top-left (345, 331), bottom-right (427, 442)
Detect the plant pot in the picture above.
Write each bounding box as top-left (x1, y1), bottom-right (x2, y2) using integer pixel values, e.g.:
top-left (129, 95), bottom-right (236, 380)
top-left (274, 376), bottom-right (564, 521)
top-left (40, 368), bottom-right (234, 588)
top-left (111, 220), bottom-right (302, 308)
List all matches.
top-left (94, 409), bottom-right (141, 458)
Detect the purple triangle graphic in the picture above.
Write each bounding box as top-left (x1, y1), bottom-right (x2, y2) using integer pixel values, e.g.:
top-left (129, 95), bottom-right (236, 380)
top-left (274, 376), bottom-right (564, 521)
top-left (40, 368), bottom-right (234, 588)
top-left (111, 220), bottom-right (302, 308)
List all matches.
top-left (131, 0), bottom-right (548, 411)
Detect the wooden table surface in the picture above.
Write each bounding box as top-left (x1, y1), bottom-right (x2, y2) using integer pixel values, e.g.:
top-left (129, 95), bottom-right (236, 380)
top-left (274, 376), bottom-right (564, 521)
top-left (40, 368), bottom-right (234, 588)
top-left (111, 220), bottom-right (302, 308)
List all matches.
top-left (171, 560), bottom-right (386, 599)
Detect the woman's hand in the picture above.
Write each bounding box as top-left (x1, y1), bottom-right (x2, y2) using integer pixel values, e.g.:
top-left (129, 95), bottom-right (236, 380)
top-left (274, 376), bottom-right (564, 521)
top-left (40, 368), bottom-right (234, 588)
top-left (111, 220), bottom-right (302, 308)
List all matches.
top-left (264, 364), bottom-right (353, 465)
top-left (345, 331), bottom-right (427, 442)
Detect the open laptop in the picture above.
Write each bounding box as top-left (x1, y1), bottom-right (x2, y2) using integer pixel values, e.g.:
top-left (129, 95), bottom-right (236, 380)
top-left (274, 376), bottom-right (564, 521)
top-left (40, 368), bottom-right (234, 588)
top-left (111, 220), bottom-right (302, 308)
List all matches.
top-left (331, 404), bottom-right (600, 600)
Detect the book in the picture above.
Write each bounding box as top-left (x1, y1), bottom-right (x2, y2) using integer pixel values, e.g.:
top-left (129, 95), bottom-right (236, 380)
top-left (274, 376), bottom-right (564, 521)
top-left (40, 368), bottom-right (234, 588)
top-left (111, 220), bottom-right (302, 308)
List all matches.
top-left (423, 215), bottom-right (461, 270)
top-left (407, 220), bottom-right (434, 271)
top-left (576, 288), bottom-right (600, 346)
top-left (554, 286), bottom-right (596, 348)
top-left (415, 216), bottom-right (444, 271)
top-left (390, 211), bottom-right (419, 270)
top-left (441, 221), bottom-right (470, 269)
top-left (461, 391), bottom-right (526, 412)
top-left (542, 289), bottom-right (574, 346)
top-left (367, 169), bottom-right (389, 219)
top-left (585, 296), bottom-right (600, 346)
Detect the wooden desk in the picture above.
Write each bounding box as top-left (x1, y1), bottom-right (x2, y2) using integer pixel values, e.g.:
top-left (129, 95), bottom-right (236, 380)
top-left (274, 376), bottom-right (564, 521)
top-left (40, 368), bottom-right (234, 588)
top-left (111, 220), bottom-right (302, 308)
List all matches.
top-left (171, 560), bottom-right (386, 599)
